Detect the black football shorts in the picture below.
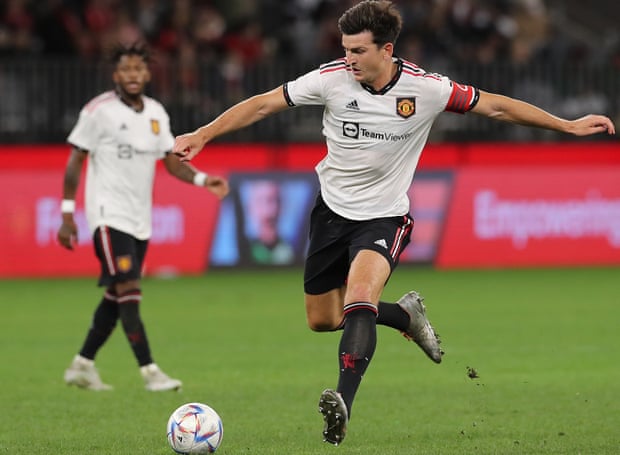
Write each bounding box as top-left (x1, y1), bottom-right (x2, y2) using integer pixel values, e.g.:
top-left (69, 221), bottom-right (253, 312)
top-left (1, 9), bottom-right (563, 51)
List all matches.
top-left (303, 194), bottom-right (413, 295)
top-left (93, 226), bottom-right (148, 287)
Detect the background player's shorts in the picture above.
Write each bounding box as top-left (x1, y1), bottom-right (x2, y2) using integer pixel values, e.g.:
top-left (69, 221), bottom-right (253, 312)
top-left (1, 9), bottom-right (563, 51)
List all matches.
top-left (93, 226), bottom-right (148, 287)
top-left (303, 194), bottom-right (413, 295)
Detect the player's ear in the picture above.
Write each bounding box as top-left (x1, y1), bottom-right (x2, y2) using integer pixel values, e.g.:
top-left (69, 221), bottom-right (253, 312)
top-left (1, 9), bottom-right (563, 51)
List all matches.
top-left (144, 68), bottom-right (152, 84)
top-left (383, 42), bottom-right (394, 59)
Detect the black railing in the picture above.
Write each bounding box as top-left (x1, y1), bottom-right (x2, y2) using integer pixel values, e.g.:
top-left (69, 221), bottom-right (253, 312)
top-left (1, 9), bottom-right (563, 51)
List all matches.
top-left (1, 57), bottom-right (618, 143)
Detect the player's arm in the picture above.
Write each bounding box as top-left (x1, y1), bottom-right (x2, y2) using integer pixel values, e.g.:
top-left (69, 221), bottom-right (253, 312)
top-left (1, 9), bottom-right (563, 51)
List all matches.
top-left (471, 90), bottom-right (616, 136)
top-left (163, 153), bottom-right (230, 199)
top-left (57, 147), bottom-right (87, 250)
top-left (173, 86), bottom-right (290, 161)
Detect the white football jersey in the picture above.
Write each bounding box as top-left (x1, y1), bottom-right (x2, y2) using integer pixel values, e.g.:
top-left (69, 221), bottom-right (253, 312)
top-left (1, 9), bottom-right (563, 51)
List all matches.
top-left (284, 58), bottom-right (478, 220)
top-left (67, 91), bottom-right (175, 239)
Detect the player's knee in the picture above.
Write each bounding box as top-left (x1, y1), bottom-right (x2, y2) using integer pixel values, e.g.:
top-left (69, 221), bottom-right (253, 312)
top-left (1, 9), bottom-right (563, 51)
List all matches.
top-left (307, 320), bottom-right (329, 332)
top-left (304, 291), bottom-right (344, 331)
top-left (344, 281), bottom-right (376, 303)
top-left (307, 321), bottom-right (336, 332)
top-left (306, 313), bottom-right (342, 332)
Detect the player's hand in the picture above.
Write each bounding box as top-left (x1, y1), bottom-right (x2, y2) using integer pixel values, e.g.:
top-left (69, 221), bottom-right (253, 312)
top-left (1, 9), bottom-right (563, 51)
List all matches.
top-left (205, 176), bottom-right (230, 200)
top-left (57, 218), bottom-right (78, 250)
top-left (568, 114), bottom-right (616, 136)
top-left (173, 131), bottom-right (205, 162)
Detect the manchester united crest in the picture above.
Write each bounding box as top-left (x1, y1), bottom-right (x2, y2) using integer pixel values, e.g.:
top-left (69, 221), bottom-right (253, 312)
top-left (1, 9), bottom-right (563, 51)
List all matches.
top-left (396, 97), bottom-right (416, 118)
top-left (116, 255), bottom-right (132, 273)
top-left (150, 119), bottom-right (160, 135)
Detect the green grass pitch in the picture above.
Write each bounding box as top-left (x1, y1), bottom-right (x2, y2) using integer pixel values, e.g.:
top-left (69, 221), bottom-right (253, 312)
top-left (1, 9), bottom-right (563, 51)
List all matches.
top-left (1, 266), bottom-right (618, 454)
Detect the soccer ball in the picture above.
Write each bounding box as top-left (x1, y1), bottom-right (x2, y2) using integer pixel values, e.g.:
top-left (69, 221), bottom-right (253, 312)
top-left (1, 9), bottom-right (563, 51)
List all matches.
top-left (167, 402), bottom-right (224, 454)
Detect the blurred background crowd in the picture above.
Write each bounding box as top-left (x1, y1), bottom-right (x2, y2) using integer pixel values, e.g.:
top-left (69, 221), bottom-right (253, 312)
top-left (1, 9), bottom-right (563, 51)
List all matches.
top-left (3, 0), bottom-right (620, 66)
top-left (1, 0), bottom-right (619, 142)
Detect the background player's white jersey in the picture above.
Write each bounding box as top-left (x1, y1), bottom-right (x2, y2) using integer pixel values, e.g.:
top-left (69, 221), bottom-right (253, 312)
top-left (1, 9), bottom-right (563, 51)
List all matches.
top-left (284, 58), bottom-right (478, 220)
top-left (67, 91), bottom-right (175, 239)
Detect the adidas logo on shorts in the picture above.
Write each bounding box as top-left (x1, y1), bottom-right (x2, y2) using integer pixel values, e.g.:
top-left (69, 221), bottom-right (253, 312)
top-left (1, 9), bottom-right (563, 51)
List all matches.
top-left (374, 239), bottom-right (388, 249)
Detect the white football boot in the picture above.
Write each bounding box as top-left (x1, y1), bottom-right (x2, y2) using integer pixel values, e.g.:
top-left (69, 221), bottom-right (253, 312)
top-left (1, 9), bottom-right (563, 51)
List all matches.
top-left (64, 355), bottom-right (113, 391)
top-left (141, 363), bottom-right (182, 391)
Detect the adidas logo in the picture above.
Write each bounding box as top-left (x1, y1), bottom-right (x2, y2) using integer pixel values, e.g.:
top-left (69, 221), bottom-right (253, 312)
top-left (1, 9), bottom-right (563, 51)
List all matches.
top-left (120, 123), bottom-right (128, 130)
top-left (346, 100), bottom-right (360, 110)
top-left (374, 239), bottom-right (388, 249)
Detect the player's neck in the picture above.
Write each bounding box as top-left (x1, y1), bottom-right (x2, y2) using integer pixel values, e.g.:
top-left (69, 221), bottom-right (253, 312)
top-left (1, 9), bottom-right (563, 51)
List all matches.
top-left (366, 61), bottom-right (398, 92)
top-left (116, 89), bottom-right (144, 112)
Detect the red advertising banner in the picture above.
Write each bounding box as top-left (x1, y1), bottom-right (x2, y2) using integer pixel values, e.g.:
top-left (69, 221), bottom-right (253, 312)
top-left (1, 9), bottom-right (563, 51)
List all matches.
top-left (2, 144), bottom-right (620, 276)
top-left (0, 167), bottom-right (225, 277)
top-left (437, 166), bottom-right (620, 267)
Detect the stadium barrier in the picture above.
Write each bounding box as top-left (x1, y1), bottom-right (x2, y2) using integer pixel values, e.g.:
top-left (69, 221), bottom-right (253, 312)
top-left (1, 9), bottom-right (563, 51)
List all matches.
top-left (0, 142), bottom-right (619, 277)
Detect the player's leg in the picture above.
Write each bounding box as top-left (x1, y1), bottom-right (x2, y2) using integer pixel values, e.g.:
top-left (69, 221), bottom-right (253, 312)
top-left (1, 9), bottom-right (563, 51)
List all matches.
top-left (337, 249), bottom-right (389, 408)
top-left (65, 287), bottom-right (119, 389)
top-left (303, 194), bottom-right (354, 444)
top-left (115, 280), bottom-right (151, 367)
top-left (367, 214), bottom-right (443, 363)
top-left (310, 249), bottom-right (388, 445)
top-left (315, 214), bottom-right (437, 443)
top-left (105, 229), bottom-right (181, 391)
top-left (305, 288), bottom-right (351, 446)
top-left (114, 280), bottom-right (180, 391)
top-left (305, 196), bottom-right (407, 444)
top-left (77, 287), bottom-right (119, 360)
top-left (64, 228), bottom-right (122, 390)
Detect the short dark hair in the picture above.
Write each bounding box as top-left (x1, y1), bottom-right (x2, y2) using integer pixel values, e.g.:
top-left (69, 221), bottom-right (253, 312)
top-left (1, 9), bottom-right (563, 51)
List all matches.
top-left (337, 1), bottom-right (403, 46)
top-left (109, 41), bottom-right (150, 65)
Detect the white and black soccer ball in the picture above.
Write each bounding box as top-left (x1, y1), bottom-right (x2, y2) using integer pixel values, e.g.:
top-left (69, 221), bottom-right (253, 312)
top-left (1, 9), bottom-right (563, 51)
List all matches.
top-left (167, 402), bottom-right (223, 454)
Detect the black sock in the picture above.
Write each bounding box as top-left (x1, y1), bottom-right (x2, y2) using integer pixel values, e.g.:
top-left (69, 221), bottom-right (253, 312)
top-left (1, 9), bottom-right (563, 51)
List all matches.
top-left (376, 301), bottom-right (409, 331)
top-left (79, 289), bottom-right (119, 360)
top-left (118, 289), bottom-right (152, 367)
top-left (336, 303), bottom-right (377, 417)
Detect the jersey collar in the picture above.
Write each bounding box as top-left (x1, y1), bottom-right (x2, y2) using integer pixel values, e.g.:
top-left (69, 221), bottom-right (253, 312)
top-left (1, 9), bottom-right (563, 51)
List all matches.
top-left (115, 89), bottom-right (145, 113)
top-left (360, 57), bottom-right (402, 95)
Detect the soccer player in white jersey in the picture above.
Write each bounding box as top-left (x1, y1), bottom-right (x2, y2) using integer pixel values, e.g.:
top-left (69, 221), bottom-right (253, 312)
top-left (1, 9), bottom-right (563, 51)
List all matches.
top-left (58, 42), bottom-right (229, 392)
top-left (172, 0), bottom-right (615, 445)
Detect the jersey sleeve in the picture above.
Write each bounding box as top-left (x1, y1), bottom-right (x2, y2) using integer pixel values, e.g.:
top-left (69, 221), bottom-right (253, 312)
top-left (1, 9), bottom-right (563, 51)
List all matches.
top-left (157, 109), bottom-right (175, 157)
top-left (283, 68), bottom-right (325, 107)
top-left (444, 81), bottom-right (480, 114)
top-left (67, 107), bottom-right (100, 151)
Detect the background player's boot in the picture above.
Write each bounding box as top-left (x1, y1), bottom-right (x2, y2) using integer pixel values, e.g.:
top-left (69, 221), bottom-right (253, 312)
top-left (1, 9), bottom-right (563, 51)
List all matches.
top-left (319, 389), bottom-right (348, 446)
top-left (141, 363), bottom-right (182, 391)
top-left (397, 291), bottom-right (443, 363)
top-left (64, 355), bottom-right (113, 390)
